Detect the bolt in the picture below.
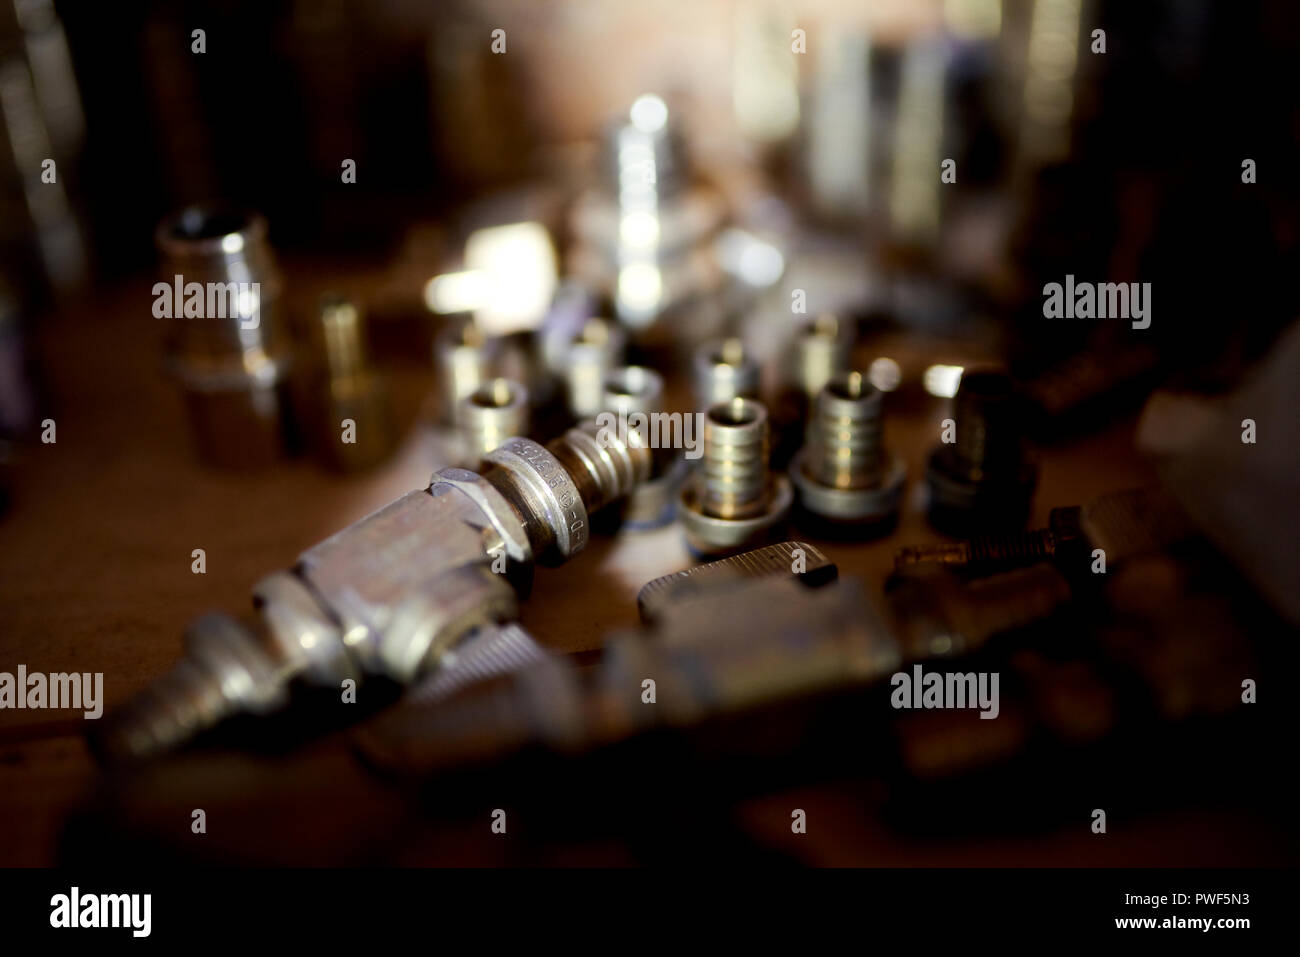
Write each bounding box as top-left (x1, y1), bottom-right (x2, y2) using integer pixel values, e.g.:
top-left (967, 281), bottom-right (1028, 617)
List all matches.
top-left (895, 506), bottom-right (1083, 578)
top-left (692, 337), bottom-right (759, 410)
top-left (925, 368), bottom-right (1037, 535)
top-left (896, 487), bottom-right (1197, 581)
top-left (678, 397), bottom-right (791, 556)
top-left (458, 377), bottom-right (529, 466)
top-left (790, 371), bottom-right (906, 530)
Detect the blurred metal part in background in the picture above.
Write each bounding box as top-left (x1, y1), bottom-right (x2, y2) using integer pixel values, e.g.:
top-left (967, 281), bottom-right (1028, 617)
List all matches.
top-left (806, 33), bottom-right (872, 220)
top-left (1017, 0), bottom-right (1085, 173)
top-left (790, 313), bottom-right (852, 404)
top-left (458, 376), bottom-right (529, 467)
top-left (890, 37), bottom-right (948, 246)
top-left (692, 337), bottom-right (759, 410)
top-left (0, 276), bottom-right (35, 439)
top-left (424, 222), bottom-right (558, 337)
top-left (434, 317), bottom-right (497, 426)
top-left (1, 0), bottom-right (87, 297)
top-left (563, 316), bottom-right (625, 419)
top-left (156, 206), bottom-right (296, 469)
top-left (568, 95), bottom-right (729, 343)
top-left (312, 294), bottom-right (394, 472)
top-left (926, 368), bottom-right (1037, 534)
top-left (600, 364), bottom-right (684, 529)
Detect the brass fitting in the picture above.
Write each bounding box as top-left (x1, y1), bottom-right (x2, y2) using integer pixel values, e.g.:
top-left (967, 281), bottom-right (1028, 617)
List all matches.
top-left (678, 398), bottom-right (791, 556)
top-left (790, 371), bottom-right (906, 529)
top-left (313, 295), bottom-right (394, 472)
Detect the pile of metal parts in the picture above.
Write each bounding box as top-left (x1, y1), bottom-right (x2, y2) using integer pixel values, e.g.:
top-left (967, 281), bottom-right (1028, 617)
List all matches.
top-left (97, 97), bottom-right (1272, 851)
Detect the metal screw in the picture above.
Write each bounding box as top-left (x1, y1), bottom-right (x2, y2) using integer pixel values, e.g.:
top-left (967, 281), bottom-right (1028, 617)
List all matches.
top-left (896, 486), bottom-right (1197, 579)
top-left (692, 337), bottom-right (759, 410)
top-left (678, 397), bottom-right (791, 556)
top-left (790, 371), bottom-right (906, 528)
top-left (925, 368), bottom-right (1037, 535)
top-left (895, 507), bottom-right (1081, 578)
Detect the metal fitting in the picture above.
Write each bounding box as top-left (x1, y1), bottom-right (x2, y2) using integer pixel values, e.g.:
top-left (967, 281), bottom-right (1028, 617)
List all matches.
top-left (564, 317), bottom-right (626, 419)
top-left (791, 314), bottom-right (852, 401)
top-left (692, 337), bottom-right (759, 410)
top-left (600, 365), bottom-right (684, 529)
top-left (313, 295), bottom-right (394, 472)
top-left (603, 365), bottom-right (664, 419)
top-left (434, 318), bottom-right (496, 425)
top-left (457, 377), bottom-right (529, 466)
top-left (96, 420), bottom-right (652, 762)
top-left (925, 368), bottom-right (1037, 535)
top-left (156, 206), bottom-right (295, 469)
top-left (678, 397), bottom-right (791, 556)
top-left (790, 371), bottom-right (906, 528)
top-left (484, 420), bottom-right (652, 561)
top-left (566, 96), bottom-right (729, 337)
